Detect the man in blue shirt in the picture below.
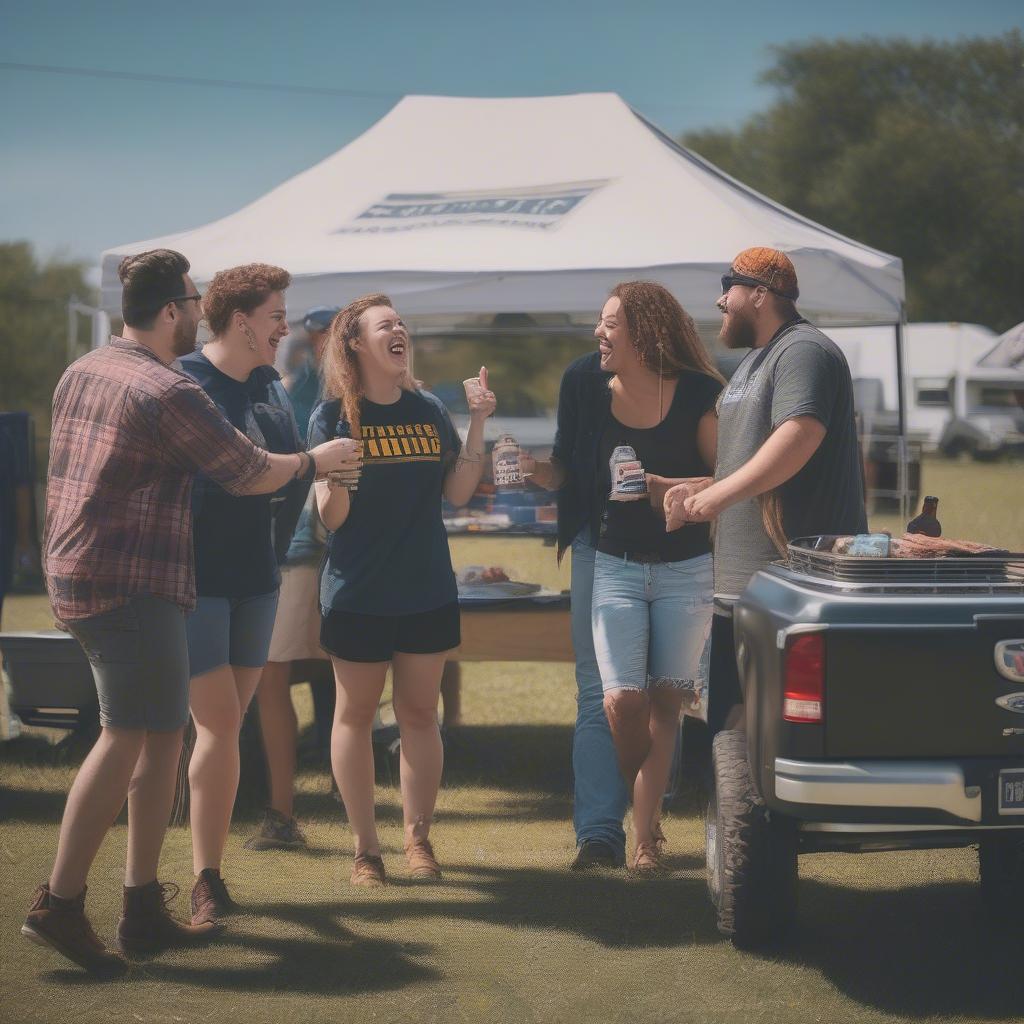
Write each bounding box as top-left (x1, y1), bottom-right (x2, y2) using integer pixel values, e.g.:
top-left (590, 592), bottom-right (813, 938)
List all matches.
top-left (281, 307), bottom-right (339, 443)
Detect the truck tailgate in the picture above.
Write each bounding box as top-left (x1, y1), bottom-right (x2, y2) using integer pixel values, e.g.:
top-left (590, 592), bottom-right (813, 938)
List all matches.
top-left (824, 623), bottom-right (1024, 758)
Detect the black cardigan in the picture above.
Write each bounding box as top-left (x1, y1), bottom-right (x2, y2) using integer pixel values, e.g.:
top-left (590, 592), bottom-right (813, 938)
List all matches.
top-left (552, 351), bottom-right (613, 560)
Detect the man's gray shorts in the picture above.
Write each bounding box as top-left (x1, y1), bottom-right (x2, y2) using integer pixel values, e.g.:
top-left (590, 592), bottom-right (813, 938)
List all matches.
top-left (67, 595), bottom-right (190, 731)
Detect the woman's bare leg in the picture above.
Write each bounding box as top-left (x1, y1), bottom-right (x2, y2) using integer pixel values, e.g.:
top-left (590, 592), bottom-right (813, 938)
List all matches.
top-left (188, 665), bottom-right (262, 874)
top-left (330, 658), bottom-right (389, 856)
top-left (632, 688), bottom-right (683, 846)
top-left (603, 687), bottom-right (651, 790)
top-left (391, 651), bottom-right (447, 844)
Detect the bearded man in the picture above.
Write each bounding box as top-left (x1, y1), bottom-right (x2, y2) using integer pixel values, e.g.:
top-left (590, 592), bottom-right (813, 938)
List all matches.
top-left (664, 247), bottom-right (867, 734)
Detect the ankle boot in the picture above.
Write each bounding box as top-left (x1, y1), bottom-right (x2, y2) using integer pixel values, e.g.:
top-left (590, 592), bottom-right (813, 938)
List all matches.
top-left (22, 883), bottom-right (128, 978)
top-left (116, 880), bottom-right (224, 956)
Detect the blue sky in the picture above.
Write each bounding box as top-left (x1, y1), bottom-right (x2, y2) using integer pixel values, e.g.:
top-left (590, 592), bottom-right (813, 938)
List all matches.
top-left (2, 0), bottom-right (1021, 269)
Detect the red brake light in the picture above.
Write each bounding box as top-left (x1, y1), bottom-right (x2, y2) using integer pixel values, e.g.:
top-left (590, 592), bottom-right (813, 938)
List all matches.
top-left (783, 633), bottom-right (825, 723)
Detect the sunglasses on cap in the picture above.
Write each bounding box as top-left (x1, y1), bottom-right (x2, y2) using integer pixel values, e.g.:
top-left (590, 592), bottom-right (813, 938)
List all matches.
top-left (720, 272), bottom-right (797, 300)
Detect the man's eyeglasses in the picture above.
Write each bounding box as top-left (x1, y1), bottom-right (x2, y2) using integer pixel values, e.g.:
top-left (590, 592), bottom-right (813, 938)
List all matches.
top-left (170, 294), bottom-right (202, 306)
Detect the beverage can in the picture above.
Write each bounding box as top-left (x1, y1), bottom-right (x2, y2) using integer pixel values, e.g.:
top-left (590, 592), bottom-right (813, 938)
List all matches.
top-left (492, 434), bottom-right (522, 488)
top-left (608, 445), bottom-right (648, 501)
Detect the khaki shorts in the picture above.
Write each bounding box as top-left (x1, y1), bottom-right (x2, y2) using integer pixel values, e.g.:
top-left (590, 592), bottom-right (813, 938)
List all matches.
top-left (267, 564), bottom-right (327, 663)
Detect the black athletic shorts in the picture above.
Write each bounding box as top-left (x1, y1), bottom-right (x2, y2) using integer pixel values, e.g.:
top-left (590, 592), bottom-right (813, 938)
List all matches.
top-left (320, 601), bottom-right (461, 663)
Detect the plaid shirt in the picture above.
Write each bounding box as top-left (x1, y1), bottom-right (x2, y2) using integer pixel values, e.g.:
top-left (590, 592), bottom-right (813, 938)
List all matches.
top-left (44, 337), bottom-right (271, 622)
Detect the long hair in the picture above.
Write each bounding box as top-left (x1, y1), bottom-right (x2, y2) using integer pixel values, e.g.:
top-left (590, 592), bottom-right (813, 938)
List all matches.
top-left (609, 281), bottom-right (725, 385)
top-left (320, 293), bottom-right (419, 439)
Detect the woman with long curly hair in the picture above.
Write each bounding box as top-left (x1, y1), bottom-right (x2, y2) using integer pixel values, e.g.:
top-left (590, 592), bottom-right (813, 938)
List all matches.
top-left (309, 293), bottom-right (496, 886)
top-left (527, 281), bottom-right (723, 873)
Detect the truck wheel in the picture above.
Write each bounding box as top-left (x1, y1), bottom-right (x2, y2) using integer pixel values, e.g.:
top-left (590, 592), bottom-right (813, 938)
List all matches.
top-left (706, 729), bottom-right (798, 948)
top-left (978, 836), bottom-right (1024, 918)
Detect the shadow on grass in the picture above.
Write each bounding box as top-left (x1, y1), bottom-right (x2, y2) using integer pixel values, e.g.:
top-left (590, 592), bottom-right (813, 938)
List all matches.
top-left (42, 904), bottom-right (439, 994)
top-left (752, 877), bottom-right (1024, 1019)
top-left (255, 863), bottom-right (722, 952)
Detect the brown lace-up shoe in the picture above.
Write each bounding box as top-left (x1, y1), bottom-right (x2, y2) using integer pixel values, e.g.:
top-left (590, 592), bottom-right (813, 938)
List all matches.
top-left (631, 841), bottom-right (664, 875)
top-left (116, 880), bottom-right (224, 956)
top-left (22, 884), bottom-right (128, 978)
top-left (190, 868), bottom-right (239, 926)
top-left (404, 838), bottom-right (442, 881)
top-left (350, 853), bottom-right (387, 887)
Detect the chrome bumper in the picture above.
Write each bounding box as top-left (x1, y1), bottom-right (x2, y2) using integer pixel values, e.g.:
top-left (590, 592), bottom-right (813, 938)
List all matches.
top-left (774, 758), bottom-right (982, 823)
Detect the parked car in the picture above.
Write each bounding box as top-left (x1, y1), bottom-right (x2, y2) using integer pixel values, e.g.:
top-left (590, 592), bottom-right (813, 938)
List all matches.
top-left (706, 539), bottom-right (1024, 947)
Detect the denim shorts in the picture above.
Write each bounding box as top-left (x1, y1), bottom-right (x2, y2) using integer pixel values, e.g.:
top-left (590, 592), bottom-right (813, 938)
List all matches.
top-left (185, 590), bottom-right (280, 677)
top-left (68, 595), bottom-right (190, 731)
top-left (591, 551), bottom-right (713, 712)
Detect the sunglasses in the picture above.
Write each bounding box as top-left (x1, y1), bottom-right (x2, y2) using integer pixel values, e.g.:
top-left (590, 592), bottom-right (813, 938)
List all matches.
top-left (721, 273), bottom-right (771, 294)
top-left (720, 272), bottom-right (798, 300)
top-left (170, 293), bottom-right (203, 306)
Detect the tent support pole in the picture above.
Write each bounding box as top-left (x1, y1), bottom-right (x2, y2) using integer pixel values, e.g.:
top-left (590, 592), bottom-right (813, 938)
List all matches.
top-left (894, 304), bottom-right (909, 525)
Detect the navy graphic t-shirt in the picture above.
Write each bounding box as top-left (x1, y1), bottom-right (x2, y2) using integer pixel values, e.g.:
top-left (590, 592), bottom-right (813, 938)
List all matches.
top-left (179, 350), bottom-right (302, 598)
top-left (309, 389), bottom-right (462, 617)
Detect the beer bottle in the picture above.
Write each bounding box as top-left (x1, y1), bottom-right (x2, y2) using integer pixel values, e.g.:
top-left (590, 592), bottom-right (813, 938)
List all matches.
top-left (907, 495), bottom-right (941, 537)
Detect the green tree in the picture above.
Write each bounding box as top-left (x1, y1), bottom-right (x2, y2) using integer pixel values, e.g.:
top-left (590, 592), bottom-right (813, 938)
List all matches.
top-left (683, 31), bottom-right (1024, 331)
top-left (0, 241), bottom-right (94, 427)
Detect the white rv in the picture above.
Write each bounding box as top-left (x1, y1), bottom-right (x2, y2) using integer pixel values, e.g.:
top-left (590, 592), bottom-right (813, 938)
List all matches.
top-left (831, 322), bottom-right (1024, 458)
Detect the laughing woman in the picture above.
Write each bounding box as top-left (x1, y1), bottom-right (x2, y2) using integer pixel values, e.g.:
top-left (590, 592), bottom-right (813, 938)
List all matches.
top-left (179, 265), bottom-right (361, 924)
top-left (310, 293), bottom-right (495, 886)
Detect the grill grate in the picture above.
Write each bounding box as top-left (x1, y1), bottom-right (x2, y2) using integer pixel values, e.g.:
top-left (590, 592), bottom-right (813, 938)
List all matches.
top-left (785, 537), bottom-right (1024, 594)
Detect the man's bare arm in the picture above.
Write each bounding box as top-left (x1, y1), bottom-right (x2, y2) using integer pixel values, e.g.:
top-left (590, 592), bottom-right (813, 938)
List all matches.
top-left (677, 416), bottom-right (826, 525)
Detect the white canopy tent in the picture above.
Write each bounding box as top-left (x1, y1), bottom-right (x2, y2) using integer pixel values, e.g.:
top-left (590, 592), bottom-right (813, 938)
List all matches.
top-left (99, 93), bottom-right (904, 328)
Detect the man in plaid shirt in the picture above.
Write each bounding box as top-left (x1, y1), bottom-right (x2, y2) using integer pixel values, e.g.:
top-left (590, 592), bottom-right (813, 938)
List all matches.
top-left (23, 250), bottom-right (359, 977)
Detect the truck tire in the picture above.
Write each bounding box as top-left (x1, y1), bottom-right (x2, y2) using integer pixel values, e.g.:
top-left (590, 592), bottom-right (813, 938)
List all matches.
top-left (978, 836), bottom-right (1024, 918)
top-left (706, 729), bottom-right (798, 948)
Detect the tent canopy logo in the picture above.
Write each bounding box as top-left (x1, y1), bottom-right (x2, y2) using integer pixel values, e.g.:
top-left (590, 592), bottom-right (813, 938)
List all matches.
top-left (337, 180), bottom-right (608, 234)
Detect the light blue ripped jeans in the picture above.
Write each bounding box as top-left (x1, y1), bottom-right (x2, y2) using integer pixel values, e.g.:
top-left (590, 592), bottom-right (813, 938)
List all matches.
top-left (591, 551), bottom-right (714, 716)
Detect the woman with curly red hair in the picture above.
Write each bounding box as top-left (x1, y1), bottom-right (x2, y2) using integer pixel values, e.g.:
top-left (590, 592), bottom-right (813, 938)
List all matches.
top-left (178, 264), bottom-right (359, 922)
top-left (310, 294), bottom-right (495, 886)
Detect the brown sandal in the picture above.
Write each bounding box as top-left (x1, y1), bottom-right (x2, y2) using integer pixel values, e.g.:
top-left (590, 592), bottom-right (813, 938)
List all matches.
top-left (631, 841), bottom-right (663, 875)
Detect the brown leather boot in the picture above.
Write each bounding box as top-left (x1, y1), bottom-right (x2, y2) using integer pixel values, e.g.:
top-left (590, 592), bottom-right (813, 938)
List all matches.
top-left (22, 883), bottom-right (128, 978)
top-left (116, 880), bottom-right (224, 956)
top-left (191, 868), bottom-right (239, 926)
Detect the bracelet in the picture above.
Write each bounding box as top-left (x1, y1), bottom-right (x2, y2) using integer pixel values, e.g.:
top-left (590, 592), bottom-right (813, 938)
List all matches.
top-left (294, 451), bottom-right (316, 481)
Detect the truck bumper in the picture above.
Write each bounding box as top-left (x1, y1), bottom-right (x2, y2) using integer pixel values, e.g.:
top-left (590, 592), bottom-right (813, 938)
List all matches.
top-left (774, 758), bottom-right (982, 823)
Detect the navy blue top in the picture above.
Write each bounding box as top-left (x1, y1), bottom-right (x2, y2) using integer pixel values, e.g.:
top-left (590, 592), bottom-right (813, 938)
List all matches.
top-left (179, 351), bottom-right (304, 598)
top-left (309, 389), bottom-right (462, 616)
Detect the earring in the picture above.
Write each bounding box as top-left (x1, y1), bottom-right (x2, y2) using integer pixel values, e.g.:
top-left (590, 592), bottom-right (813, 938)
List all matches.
top-left (242, 323), bottom-right (257, 352)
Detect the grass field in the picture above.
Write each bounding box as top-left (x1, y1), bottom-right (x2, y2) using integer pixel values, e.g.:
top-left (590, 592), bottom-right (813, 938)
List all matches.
top-left (2, 457), bottom-right (1023, 1024)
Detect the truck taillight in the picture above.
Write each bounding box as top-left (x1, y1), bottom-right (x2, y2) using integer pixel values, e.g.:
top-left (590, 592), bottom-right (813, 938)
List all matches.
top-left (783, 633), bottom-right (825, 723)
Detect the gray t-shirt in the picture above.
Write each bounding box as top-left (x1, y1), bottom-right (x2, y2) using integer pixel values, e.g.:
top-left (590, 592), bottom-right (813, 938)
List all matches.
top-left (714, 319), bottom-right (868, 602)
